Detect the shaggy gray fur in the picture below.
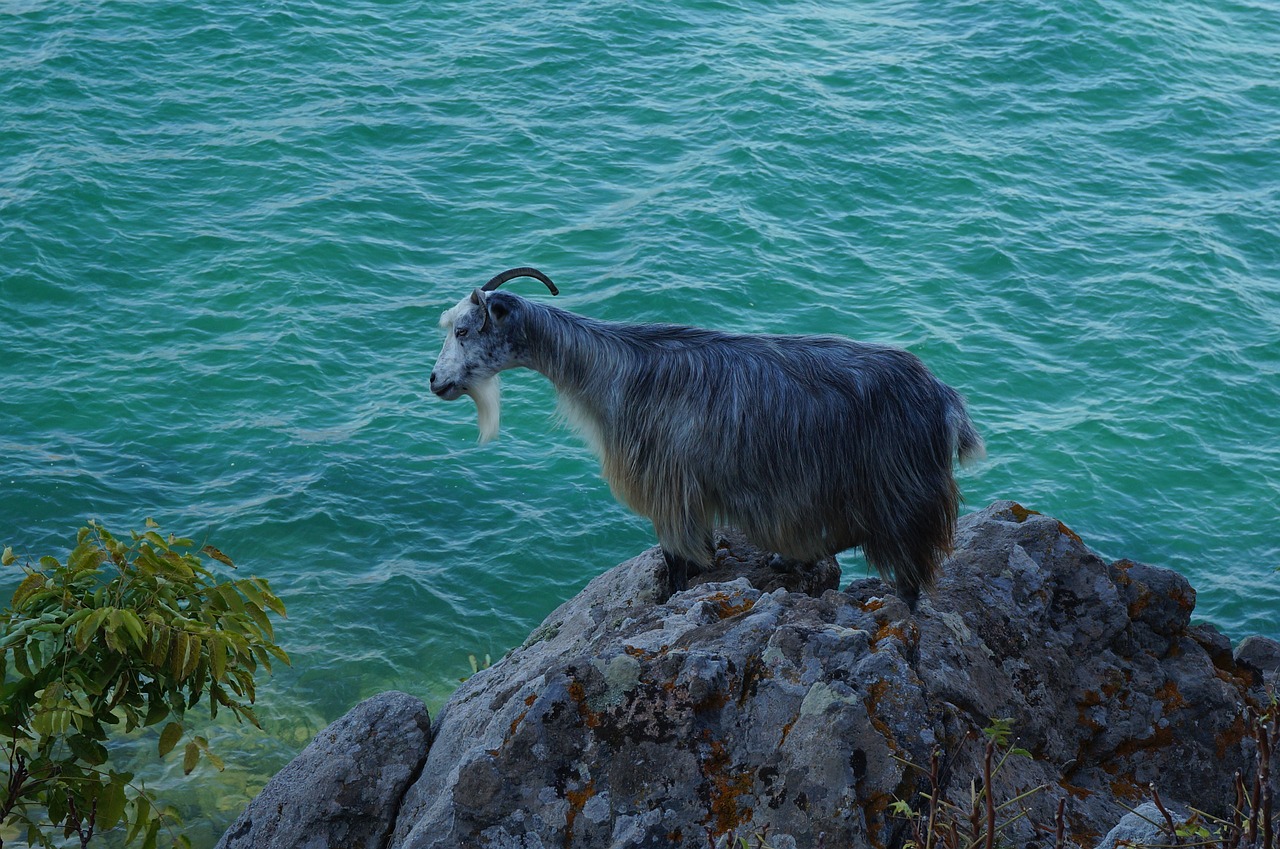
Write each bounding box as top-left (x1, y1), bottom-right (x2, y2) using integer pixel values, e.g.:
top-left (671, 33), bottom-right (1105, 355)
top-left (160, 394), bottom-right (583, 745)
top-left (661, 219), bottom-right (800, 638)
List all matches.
top-left (431, 272), bottom-right (982, 605)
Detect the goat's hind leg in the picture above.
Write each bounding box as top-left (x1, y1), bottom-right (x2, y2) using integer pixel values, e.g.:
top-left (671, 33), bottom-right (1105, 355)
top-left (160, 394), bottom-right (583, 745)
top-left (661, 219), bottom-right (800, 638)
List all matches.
top-left (661, 548), bottom-right (699, 597)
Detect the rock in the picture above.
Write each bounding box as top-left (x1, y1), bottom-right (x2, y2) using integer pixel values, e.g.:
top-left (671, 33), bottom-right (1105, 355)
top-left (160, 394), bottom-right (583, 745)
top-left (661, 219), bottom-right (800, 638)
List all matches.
top-left (1092, 801), bottom-right (1189, 849)
top-left (391, 570), bottom-right (927, 849)
top-left (222, 501), bottom-right (1276, 849)
top-left (217, 691), bottom-right (431, 849)
top-left (913, 502), bottom-right (1260, 846)
top-left (697, 526), bottom-right (841, 596)
top-left (1235, 634), bottom-right (1280, 686)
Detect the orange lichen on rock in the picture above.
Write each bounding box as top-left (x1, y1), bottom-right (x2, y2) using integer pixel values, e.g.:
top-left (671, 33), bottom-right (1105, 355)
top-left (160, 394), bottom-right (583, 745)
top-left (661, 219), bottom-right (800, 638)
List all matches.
top-left (1112, 724), bottom-right (1176, 759)
top-left (703, 591), bottom-right (756, 620)
top-left (567, 679), bottom-right (601, 729)
top-left (507, 709), bottom-right (529, 741)
top-left (1108, 773), bottom-right (1146, 802)
top-left (778, 715), bottom-right (797, 747)
top-left (700, 733), bottom-right (755, 837)
top-left (1076, 690), bottom-right (1105, 733)
top-left (864, 680), bottom-right (900, 750)
top-left (1154, 679), bottom-right (1187, 712)
top-left (1055, 520), bottom-right (1083, 544)
top-left (1215, 714), bottom-right (1249, 760)
top-left (1006, 501), bottom-right (1081, 542)
top-left (564, 779), bottom-right (597, 846)
top-left (1009, 503), bottom-right (1040, 522)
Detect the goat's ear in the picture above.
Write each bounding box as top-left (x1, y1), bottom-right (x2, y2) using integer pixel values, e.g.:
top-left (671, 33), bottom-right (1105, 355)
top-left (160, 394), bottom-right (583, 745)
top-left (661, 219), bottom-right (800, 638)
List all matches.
top-left (469, 288), bottom-right (492, 331)
top-left (487, 294), bottom-right (513, 326)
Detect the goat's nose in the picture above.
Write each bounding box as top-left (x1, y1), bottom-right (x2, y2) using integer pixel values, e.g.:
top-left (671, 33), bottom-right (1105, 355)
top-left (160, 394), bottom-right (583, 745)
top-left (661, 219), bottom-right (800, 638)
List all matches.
top-left (429, 371), bottom-right (437, 385)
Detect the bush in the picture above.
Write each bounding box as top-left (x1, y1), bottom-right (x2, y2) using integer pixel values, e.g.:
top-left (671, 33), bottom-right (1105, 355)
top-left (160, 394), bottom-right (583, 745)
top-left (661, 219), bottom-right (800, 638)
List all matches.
top-left (0, 521), bottom-right (287, 848)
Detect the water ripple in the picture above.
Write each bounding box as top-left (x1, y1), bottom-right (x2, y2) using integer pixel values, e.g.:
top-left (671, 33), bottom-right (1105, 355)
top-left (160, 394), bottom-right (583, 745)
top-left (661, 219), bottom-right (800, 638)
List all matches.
top-left (3, 0), bottom-right (1279, 840)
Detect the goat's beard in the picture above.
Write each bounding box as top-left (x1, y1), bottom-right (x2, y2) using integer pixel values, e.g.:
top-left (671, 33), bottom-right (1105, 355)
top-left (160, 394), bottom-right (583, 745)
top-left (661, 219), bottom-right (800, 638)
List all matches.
top-left (466, 375), bottom-right (501, 444)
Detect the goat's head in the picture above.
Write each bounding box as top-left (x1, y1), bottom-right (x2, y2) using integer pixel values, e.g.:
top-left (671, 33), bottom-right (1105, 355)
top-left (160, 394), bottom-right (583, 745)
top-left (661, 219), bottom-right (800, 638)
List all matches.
top-left (430, 267), bottom-right (557, 442)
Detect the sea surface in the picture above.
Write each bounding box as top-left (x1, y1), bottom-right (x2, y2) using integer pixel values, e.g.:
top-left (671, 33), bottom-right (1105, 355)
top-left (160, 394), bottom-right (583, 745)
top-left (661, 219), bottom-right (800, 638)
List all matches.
top-left (2, 0), bottom-right (1278, 843)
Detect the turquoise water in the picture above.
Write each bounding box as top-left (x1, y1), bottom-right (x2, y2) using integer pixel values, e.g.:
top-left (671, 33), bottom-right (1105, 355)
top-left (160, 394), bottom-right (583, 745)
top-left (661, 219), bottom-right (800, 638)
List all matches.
top-left (3, 0), bottom-right (1278, 841)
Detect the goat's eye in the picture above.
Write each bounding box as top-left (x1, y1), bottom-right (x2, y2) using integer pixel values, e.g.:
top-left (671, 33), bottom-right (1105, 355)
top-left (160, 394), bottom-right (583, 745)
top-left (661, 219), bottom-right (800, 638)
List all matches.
top-left (455, 327), bottom-right (468, 339)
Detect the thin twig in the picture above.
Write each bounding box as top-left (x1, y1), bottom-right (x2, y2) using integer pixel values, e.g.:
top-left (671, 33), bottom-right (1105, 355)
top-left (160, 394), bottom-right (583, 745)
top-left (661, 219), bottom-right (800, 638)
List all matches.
top-left (1223, 773), bottom-right (1245, 849)
top-left (1259, 715), bottom-right (1273, 849)
top-left (926, 749), bottom-right (942, 849)
top-left (969, 778), bottom-right (982, 847)
top-left (985, 742), bottom-right (996, 849)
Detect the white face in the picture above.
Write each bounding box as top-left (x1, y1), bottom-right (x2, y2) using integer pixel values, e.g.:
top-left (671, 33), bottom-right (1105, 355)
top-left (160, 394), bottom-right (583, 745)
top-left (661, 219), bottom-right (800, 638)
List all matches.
top-left (430, 292), bottom-right (506, 443)
top-left (430, 295), bottom-right (480, 401)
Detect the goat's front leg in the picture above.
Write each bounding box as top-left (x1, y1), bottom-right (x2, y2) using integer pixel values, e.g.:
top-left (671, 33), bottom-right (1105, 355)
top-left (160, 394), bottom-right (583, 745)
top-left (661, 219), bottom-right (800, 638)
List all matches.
top-left (661, 548), bottom-right (700, 597)
top-left (655, 503), bottom-right (712, 600)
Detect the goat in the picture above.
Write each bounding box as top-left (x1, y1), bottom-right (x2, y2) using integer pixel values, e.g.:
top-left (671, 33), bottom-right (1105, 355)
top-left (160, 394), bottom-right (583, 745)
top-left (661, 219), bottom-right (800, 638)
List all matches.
top-left (429, 267), bottom-right (984, 606)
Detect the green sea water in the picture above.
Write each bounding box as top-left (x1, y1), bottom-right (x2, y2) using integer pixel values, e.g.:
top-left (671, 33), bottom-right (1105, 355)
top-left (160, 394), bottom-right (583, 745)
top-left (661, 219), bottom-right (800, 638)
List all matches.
top-left (2, 0), bottom-right (1278, 842)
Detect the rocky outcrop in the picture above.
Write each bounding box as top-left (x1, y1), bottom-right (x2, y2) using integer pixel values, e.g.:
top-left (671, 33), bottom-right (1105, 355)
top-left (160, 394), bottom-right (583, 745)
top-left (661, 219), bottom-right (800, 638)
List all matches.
top-left (222, 501), bottom-right (1279, 849)
top-left (216, 691), bottom-right (431, 849)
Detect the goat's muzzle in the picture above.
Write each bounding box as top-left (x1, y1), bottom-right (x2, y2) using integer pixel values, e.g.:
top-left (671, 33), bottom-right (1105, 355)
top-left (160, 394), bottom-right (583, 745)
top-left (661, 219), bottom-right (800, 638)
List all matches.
top-left (429, 371), bottom-right (464, 400)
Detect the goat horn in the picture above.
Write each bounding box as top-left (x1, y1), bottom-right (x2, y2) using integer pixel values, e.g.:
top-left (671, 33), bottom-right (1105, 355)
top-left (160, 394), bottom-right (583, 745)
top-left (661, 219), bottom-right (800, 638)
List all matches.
top-left (481, 267), bottom-right (559, 295)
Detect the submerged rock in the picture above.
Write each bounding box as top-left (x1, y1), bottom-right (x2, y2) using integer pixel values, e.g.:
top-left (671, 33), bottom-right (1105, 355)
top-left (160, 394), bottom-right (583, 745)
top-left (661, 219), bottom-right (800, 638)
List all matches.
top-left (223, 501), bottom-right (1275, 849)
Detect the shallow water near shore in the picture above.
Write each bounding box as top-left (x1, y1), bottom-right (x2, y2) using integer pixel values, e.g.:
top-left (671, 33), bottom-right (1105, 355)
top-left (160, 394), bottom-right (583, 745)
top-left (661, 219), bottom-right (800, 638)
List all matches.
top-left (3, 0), bottom-right (1278, 842)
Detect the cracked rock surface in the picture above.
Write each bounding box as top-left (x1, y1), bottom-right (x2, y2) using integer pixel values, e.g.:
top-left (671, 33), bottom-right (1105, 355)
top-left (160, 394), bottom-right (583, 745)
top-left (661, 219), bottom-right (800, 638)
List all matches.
top-left (222, 501), bottom-right (1279, 849)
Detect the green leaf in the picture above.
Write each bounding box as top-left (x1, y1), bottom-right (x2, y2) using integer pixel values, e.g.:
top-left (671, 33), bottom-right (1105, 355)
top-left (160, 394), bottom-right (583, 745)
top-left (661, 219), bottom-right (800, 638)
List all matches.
top-left (13, 643), bottom-right (31, 676)
top-left (74, 607), bottom-right (113, 653)
top-left (257, 579), bottom-right (287, 617)
top-left (182, 635), bottom-right (203, 681)
top-left (126, 791), bottom-right (152, 845)
top-left (99, 774), bottom-right (128, 830)
top-left (208, 634), bottom-right (227, 681)
top-left (215, 583), bottom-right (246, 615)
top-left (194, 735), bottom-right (225, 771)
top-left (237, 578), bottom-right (267, 610)
top-left (169, 631), bottom-right (191, 680)
top-left (60, 606), bottom-right (96, 632)
top-left (67, 540), bottom-right (105, 573)
top-left (252, 644), bottom-right (273, 674)
top-left (4, 521), bottom-right (286, 849)
top-left (2, 546), bottom-right (15, 566)
top-left (158, 721), bottom-right (183, 757)
top-left (67, 734), bottom-right (109, 766)
top-left (118, 609), bottom-right (148, 648)
top-left (12, 572), bottom-right (47, 608)
top-left (201, 544), bottom-right (235, 569)
top-left (889, 799), bottom-right (916, 816)
top-left (146, 627), bottom-right (170, 668)
top-left (246, 602), bottom-right (273, 641)
top-left (144, 692), bottom-right (170, 726)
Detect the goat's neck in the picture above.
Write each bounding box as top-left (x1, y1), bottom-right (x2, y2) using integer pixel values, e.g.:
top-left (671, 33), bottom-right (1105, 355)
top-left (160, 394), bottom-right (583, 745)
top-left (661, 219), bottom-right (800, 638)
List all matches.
top-left (519, 303), bottom-right (621, 414)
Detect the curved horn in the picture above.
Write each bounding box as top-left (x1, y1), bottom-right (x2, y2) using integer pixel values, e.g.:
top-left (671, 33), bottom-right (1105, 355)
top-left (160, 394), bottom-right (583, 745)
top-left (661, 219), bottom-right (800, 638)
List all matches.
top-left (481, 267), bottom-right (559, 296)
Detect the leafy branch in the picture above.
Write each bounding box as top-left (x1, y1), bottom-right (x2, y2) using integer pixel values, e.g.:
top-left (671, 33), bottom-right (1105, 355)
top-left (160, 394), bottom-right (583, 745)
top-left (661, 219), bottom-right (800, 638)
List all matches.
top-left (0, 521), bottom-right (288, 848)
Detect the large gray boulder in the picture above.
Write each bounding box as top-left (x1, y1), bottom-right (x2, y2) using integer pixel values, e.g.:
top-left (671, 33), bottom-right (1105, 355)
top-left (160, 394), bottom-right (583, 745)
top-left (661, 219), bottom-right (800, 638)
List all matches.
top-left (1092, 801), bottom-right (1191, 849)
top-left (217, 691), bottom-right (431, 849)
top-left (223, 501), bottom-right (1274, 849)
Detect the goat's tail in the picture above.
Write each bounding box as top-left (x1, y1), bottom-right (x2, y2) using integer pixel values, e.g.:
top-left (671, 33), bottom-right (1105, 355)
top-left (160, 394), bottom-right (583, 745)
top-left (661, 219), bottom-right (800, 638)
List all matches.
top-left (946, 388), bottom-right (985, 466)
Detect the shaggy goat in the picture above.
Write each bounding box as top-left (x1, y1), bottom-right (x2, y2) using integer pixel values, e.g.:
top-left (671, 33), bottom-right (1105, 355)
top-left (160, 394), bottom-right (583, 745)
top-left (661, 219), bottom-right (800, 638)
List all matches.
top-left (429, 267), bottom-right (983, 606)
